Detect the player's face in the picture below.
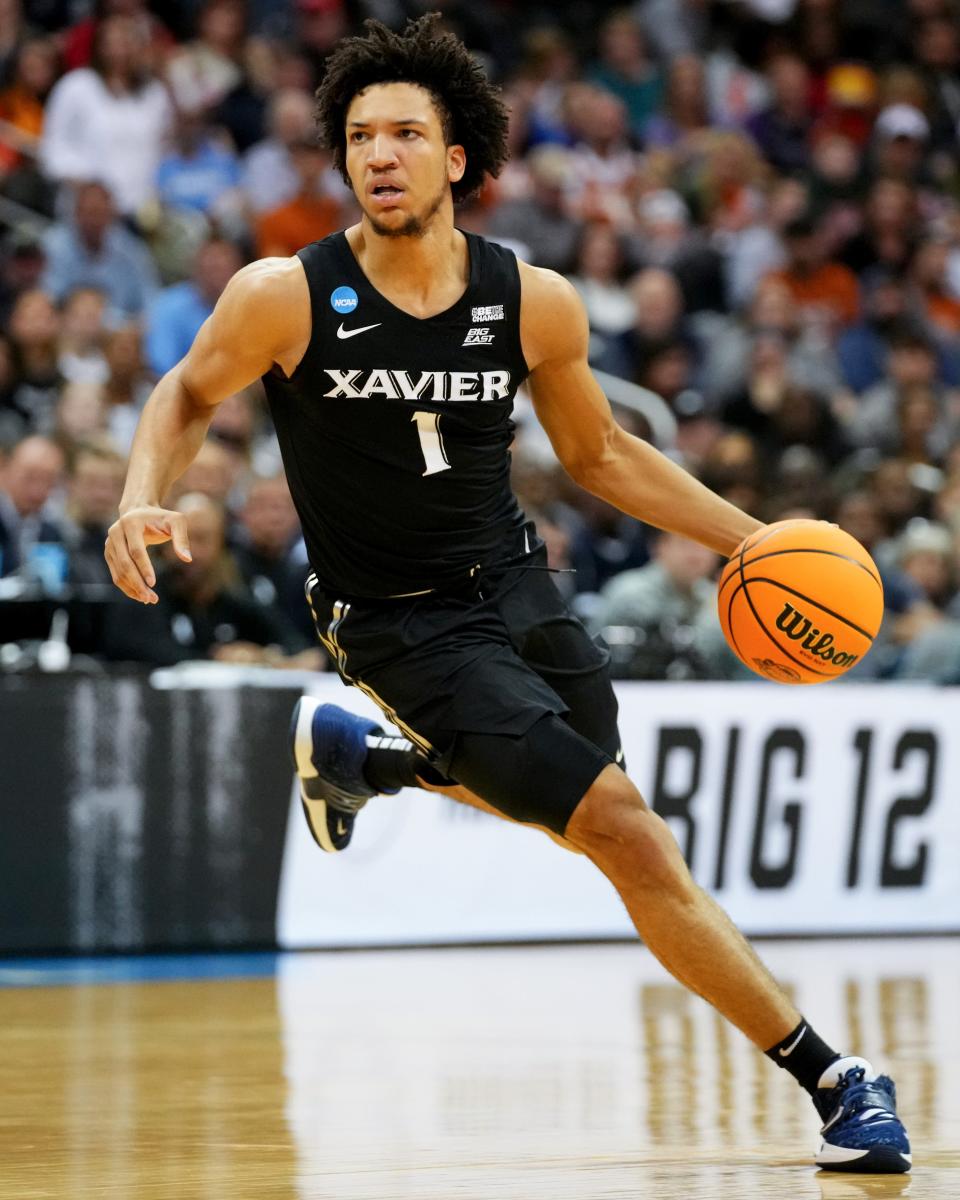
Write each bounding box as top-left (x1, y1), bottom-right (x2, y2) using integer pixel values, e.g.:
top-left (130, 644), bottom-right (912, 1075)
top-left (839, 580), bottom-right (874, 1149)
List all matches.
top-left (344, 82), bottom-right (466, 238)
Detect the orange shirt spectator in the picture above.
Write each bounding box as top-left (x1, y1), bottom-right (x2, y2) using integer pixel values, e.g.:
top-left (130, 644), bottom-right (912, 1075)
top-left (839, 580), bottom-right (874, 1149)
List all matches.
top-left (0, 38), bottom-right (58, 171)
top-left (765, 215), bottom-right (860, 330)
top-left (255, 140), bottom-right (342, 258)
top-left (257, 194), bottom-right (342, 258)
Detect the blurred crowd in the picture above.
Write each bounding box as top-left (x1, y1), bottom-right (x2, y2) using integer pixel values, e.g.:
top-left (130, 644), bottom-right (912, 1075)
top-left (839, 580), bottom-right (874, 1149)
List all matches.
top-left (2, 0), bottom-right (960, 681)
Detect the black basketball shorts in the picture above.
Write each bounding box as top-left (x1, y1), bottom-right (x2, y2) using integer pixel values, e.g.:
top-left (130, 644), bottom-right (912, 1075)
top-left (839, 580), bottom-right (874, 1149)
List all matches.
top-left (306, 536), bottom-right (623, 835)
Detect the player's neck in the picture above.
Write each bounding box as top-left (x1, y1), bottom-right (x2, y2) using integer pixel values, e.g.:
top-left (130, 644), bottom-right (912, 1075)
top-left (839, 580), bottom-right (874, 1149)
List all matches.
top-left (348, 217), bottom-right (469, 320)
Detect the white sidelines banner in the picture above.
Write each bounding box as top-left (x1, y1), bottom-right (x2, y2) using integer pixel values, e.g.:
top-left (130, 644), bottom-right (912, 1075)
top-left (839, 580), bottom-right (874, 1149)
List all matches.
top-left (277, 680), bottom-right (960, 945)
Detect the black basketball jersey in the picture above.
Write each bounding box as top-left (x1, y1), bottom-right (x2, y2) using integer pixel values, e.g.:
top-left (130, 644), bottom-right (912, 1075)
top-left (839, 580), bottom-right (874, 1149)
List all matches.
top-left (262, 230), bottom-right (530, 598)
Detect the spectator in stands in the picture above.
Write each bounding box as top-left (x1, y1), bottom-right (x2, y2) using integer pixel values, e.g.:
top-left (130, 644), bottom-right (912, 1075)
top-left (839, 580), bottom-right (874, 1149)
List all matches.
top-left (763, 214), bottom-right (860, 334)
top-left (564, 488), bottom-right (650, 597)
top-left (846, 328), bottom-right (960, 455)
top-left (206, 389), bottom-right (259, 498)
top-left (165, 0), bottom-right (246, 115)
top-left (896, 518), bottom-right (955, 607)
top-left (155, 108), bottom-right (242, 218)
top-left (145, 237), bottom-right (242, 375)
top-left (62, 0), bottom-right (174, 73)
top-left (54, 379), bottom-right (107, 450)
top-left (0, 433), bottom-right (66, 578)
top-left (723, 177), bottom-right (804, 311)
top-left (0, 36), bottom-right (58, 172)
top-left (63, 438), bottom-right (124, 586)
top-left (591, 530), bottom-right (735, 680)
top-left (7, 287), bottom-right (60, 434)
top-left (566, 221), bottom-right (634, 344)
top-left (0, 227), bottom-right (46, 319)
top-left (40, 14), bottom-right (173, 216)
top-left (0, 0), bottom-right (30, 90)
top-left (564, 84), bottom-right (637, 226)
top-left (643, 55), bottom-right (711, 149)
top-left (841, 178), bottom-right (918, 277)
top-left (720, 333), bottom-right (847, 467)
top-left (486, 145), bottom-right (582, 272)
top-left (909, 237), bottom-right (960, 340)
top-left (629, 188), bottom-right (726, 313)
top-left (587, 9), bottom-right (662, 140)
top-left (869, 103), bottom-right (931, 189)
top-left (241, 87), bottom-right (316, 214)
top-left (99, 491), bottom-right (317, 666)
top-left (745, 53), bottom-right (815, 174)
top-left (233, 473), bottom-right (313, 642)
top-left (598, 267), bottom-right (692, 383)
top-left (101, 323), bottom-right (150, 452)
top-left (169, 438), bottom-right (236, 510)
top-left (56, 286), bottom-right (108, 385)
top-left (41, 180), bottom-right (158, 319)
top-left (913, 15), bottom-right (960, 152)
top-left (698, 430), bottom-right (766, 519)
top-left (869, 457), bottom-right (929, 545)
top-left (255, 137), bottom-right (341, 258)
top-left (831, 486), bottom-right (935, 680)
top-left (512, 25), bottom-right (579, 149)
top-left (836, 271), bottom-right (917, 393)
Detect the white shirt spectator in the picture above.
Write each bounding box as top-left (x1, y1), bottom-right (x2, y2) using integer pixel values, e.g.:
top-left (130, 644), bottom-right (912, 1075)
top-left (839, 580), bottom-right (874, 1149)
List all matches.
top-left (40, 68), bottom-right (173, 215)
top-left (241, 136), bottom-right (350, 215)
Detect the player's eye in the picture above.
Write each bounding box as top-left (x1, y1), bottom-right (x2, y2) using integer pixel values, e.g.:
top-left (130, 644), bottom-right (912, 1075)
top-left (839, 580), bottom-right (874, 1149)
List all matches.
top-left (398, 128), bottom-right (418, 139)
top-left (350, 131), bottom-right (367, 143)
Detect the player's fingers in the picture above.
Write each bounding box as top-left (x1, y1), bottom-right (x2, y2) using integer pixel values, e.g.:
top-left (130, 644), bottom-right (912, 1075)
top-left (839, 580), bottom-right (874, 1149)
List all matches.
top-left (103, 540), bottom-right (139, 604)
top-left (104, 535), bottom-right (155, 604)
top-left (122, 522), bottom-right (157, 590)
top-left (166, 513), bottom-right (192, 562)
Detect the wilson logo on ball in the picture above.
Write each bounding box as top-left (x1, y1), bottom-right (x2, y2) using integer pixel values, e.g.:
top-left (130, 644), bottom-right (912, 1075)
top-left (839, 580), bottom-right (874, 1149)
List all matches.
top-left (774, 603), bottom-right (859, 668)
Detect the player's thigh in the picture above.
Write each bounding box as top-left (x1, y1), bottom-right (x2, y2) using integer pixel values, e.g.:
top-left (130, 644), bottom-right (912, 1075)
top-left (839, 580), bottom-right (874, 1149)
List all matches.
top-left (499, 572), bottom-right (623, 762)
top-left (447, 710), bottom-right (614, 836)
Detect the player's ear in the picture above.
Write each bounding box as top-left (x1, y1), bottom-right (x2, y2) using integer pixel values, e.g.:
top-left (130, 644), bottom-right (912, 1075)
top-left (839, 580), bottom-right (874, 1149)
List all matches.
top-left (447, 143), bottom-right (466, 184)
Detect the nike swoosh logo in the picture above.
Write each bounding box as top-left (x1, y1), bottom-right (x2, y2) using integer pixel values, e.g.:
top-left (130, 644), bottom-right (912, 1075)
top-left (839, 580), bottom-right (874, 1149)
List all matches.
top-left (779, 1025), bottom-right (807, 1057)
top-left (337, 322), bottom-right (381, 339)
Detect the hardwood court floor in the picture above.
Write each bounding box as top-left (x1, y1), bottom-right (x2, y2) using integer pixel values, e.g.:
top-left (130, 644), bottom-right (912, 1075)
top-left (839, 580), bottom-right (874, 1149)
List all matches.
top-left (0, 939), bottom-right (956, 1199)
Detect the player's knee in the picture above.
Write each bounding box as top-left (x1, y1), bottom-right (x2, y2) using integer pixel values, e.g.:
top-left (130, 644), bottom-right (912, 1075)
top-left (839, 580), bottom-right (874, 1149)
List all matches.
top-left (566, 767), bottom-right (691, 894)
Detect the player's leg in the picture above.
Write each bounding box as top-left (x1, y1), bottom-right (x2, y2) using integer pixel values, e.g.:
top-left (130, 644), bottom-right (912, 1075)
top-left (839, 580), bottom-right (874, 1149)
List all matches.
top-left (561, 760), bottom-right (910, 1172)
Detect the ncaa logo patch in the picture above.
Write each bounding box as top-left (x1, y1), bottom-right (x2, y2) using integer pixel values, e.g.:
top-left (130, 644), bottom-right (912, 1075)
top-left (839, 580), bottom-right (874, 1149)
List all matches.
top-left (330, 285), bottom-right (359, 314)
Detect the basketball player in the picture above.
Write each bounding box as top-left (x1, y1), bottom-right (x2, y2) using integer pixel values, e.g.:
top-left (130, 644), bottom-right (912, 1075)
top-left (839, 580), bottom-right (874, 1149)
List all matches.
top-left (105, 16), bottom-right (910, 1174)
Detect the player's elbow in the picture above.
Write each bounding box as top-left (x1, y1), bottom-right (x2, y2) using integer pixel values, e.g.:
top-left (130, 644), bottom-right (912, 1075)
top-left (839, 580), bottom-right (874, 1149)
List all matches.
top-left (561, 429), bottom-right (622, 495)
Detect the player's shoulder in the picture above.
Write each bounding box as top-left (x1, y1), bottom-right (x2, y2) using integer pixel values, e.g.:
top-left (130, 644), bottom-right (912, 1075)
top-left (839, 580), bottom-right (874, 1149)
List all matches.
top-left (516, 258), bottom-right (581, 307)
top-left (222, 255), bottom-right (308, 307)
top-left (517, 259), bottom-right (588, 369)
top-left (217, 255), bottom-right (310, 325)
top-left (211, 256), bottom-right (311, 358)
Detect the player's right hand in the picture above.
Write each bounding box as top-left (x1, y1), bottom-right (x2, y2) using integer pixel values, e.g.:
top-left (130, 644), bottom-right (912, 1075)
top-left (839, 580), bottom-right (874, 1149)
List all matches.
top-left (104, 505), bottom-right (192, 604)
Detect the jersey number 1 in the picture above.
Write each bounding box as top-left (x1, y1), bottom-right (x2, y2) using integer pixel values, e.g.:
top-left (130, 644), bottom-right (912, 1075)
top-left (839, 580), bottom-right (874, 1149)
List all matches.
top-left (412, 411), bottom-right (451, 476)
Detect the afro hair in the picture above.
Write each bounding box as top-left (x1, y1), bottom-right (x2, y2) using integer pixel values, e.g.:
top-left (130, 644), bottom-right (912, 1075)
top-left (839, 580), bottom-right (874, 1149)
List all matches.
top-left (314, 13), bottom-right (510, 203)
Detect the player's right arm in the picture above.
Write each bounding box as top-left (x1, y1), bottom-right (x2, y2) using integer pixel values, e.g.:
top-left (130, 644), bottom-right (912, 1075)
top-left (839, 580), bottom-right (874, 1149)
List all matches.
top-left (105, 257), bottom-right (310, 604)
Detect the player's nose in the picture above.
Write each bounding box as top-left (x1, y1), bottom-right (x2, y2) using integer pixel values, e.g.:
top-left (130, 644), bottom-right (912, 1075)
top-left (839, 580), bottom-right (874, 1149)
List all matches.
top-left (367, 134), bottom-right (398, 168)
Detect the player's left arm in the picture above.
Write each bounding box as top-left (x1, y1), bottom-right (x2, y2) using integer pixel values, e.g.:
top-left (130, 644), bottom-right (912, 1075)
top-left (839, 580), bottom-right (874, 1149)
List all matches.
top-left (520, 263), bottom-right (762, 557)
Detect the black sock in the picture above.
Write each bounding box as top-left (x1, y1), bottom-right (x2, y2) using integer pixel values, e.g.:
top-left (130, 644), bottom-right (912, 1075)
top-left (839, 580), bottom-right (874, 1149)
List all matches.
top-left (765, 1019), bottom-right (841, 1095)
top-left (362, 735), bottom-right (452, 792)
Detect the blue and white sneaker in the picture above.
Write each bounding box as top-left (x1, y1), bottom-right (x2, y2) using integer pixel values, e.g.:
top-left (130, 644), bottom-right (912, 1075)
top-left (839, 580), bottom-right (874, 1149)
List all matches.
top-left (814, 1057), bottom-right (912, 1173)
top-left (290, 697), bottom-right (396, 853)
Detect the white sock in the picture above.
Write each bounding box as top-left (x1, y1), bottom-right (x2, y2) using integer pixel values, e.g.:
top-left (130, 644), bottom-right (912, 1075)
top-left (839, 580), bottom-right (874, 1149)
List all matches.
top-left (817, 1055), bottom-right (875, 1089)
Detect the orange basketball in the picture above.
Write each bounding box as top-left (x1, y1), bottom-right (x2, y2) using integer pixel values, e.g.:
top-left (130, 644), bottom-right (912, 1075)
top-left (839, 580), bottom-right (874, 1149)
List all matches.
top-left (717, 519), bottom-right (884, 685)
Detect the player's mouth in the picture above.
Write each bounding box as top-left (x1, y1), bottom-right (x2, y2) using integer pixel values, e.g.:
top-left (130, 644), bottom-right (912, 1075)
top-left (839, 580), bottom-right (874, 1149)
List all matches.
top-left (369, 182), bottom-right (405, 207)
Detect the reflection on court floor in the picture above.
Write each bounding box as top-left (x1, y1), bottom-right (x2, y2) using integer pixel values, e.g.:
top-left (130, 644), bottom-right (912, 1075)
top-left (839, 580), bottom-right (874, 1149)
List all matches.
top-left (0, 939), bottom-right (956, 1199)
top-left (277, 938), bottom-right (956, 1199)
